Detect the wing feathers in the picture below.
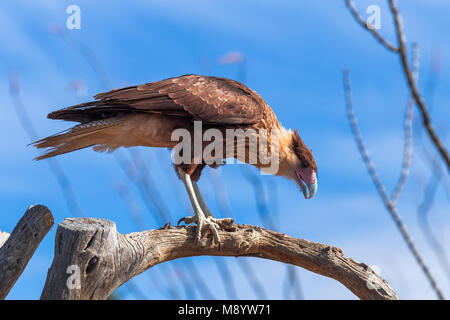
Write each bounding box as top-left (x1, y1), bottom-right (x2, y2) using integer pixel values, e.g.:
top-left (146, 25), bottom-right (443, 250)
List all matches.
top-left (50, 75), bottom-right (271, 125)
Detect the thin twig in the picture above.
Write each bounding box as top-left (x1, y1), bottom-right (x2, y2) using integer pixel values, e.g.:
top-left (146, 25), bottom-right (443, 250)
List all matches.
top-left (283, 265), bottom-right (304, 300)
top-left (413, 48), bottom-right (450, 281)
top-left (417, 164), bottom-right (450, 288)
top-left (388, 0), bottom-right (450, 173)
top-left (344, 0), bottom-right (450, 174)
top-left (240, 166), bottom-right (276, 231)
top-left (208, 168), bottom-right (267, 299)
top-left (113, 181), bottom-right (180, 299)
top-left (390, 44), bottom-right (419, 205)
top-left (343, 69), bottom-right (444, 300)
top-left (8, 72), bottom-right (85, 218)
top-left (344, 0), bottom-right (399, 53)
top-left (114, 149), bottom-right (211, 299)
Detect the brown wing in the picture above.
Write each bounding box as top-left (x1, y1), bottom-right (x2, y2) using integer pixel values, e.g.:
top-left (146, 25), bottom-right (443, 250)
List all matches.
top-left (49, 74), bottom-right (274, 125)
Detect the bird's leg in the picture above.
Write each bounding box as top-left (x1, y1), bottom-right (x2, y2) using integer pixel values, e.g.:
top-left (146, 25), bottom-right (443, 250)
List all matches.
top-left (192, 180), bottom-right (234, 228)
top-left (177, 169), bottom-right (230, 248)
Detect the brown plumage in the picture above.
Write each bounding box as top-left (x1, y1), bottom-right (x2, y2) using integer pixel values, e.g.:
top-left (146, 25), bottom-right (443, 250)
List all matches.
top-left (34, 74), bottom-right (317, 191)
top-left (33, 74), bottom-right (317, 248)
top-left (33, 74), bottom-right (318, 245)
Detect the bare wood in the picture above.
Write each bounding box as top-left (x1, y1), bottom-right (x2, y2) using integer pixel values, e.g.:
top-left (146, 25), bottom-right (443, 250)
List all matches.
top-left (0, 205), bottom-right (54, 299)
top-left (41, 217), bottom-right (398, 300)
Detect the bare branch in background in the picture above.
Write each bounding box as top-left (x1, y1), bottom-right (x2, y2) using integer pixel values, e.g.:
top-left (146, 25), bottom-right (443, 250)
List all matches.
top-left (411, 44), bottom-right (450, 287)
top-left (114, 149), bottom-right (210, 299)
top-left (240, 166), bottom-right (276, 231)
top-left (113, 182), bottom-right (147, 231)
top-left (113, 181), bottom-right (179, 299)
top-left (49, 25), bottom-right (111, 90)
top-left (345, 0), bottom-right (450, 174)
top-left (417, 159), bottom-right (450, 288)
top-left (131, 148), bottom-right (240, 300)
top-left (40, 217), bottom-right (399, 300)
top-left (208, 168), bottom-right (266, 299)
top-left (344, 0), bottom-right (399, 53)
top-left (389, 0), bottom-right (450, 173)
top-left (343, 69), bottom-right (444, 300)
top-left (143, 149), bottom-right (241, 300)
top-left (8, 71), bottom-right (85, 218)
top-left (390, 43), bottom-right (419, 205)
top-left (283, 265), bottom-right (304, 300)
top-left (239, 166), bottom-right (304, 298)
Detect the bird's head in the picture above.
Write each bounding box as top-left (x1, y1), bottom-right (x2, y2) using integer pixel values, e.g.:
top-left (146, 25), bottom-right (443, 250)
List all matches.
top-left (278, 129), bottom-right (318, 199)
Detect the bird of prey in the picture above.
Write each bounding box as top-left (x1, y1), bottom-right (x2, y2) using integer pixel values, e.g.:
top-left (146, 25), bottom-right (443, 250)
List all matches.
top-left (33, 74), bottom-right (317, 248)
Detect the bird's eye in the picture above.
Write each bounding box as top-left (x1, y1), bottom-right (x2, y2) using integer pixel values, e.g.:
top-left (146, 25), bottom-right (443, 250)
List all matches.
top-left (301, 162), bottom-right (308, 168)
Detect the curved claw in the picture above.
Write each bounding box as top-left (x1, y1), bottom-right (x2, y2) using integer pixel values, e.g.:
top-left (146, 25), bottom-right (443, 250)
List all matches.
top-left (178, 216), bottom-right (196, 226)
top-left (177, 215), bottom-right (232, 250)
top-left (177, 217), bottom-right (187, 226)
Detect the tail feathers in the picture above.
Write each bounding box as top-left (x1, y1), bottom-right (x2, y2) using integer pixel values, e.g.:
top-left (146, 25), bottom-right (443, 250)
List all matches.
top-left (32, 118), bottom-right (125, 160)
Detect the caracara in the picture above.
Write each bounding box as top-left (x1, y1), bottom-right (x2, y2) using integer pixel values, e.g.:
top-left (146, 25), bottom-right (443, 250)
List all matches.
top-left (33, 74), bottom-right (317, 248)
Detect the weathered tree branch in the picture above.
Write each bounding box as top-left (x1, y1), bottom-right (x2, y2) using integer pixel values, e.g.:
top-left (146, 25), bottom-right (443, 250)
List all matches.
top-left (41, 218), bottom-right (398, 300)
top-left (0, 205), bottom-right (54, 299)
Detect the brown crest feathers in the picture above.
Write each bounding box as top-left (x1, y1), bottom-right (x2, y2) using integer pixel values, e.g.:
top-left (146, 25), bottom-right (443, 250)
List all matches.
top-left (292, 129), bottom-right (317, 172)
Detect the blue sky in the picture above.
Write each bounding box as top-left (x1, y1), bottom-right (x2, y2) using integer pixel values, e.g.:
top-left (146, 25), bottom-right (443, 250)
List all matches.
top-left (1, 0), bottom-right (449, 299)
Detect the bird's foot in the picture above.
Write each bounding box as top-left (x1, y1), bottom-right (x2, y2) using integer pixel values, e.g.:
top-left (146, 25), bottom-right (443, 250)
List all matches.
top-left (177, 215), bottom-right (234, 250)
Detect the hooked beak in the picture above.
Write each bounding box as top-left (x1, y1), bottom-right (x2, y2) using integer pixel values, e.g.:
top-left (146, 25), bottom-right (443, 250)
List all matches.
top-left (295, 168), bottom-right (318, 199)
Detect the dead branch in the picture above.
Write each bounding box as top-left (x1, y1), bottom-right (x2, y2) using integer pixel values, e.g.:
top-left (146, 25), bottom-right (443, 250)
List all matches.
top-left (343, 69), bottom-right (444, 300)
top-left (390, 44), bottom-right (419, 205)
top-left (345, 0), bottom-right (450, 174)
top-left (344, 0), bottom-right (399, 53)
top-left (40, 217), bottom-right (398, 300)
top-left (388, 0), bottom-right (450, 174)
top-left (9, 72), bottom-right (85, 218)
top-left (0, 205), bottom-right (54, 299)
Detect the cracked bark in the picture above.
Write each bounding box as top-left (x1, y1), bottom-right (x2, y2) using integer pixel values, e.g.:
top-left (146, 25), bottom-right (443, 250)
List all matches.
top-left (40, 217), bottom-right (398, 300)
top-left (0, 205), bottom-right (54, 299)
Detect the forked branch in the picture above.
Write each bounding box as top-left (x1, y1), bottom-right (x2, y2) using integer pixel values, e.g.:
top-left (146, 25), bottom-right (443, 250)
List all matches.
top-left (345, 0), bottom-right (450, 174)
